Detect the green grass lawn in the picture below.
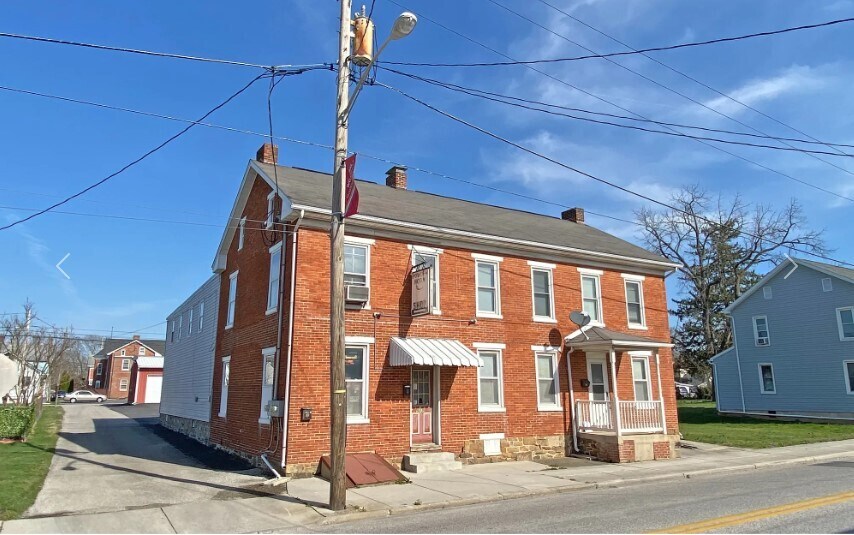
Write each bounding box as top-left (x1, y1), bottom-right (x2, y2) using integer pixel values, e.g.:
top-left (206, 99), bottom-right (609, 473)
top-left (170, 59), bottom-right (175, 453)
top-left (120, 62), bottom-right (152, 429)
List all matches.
top-left (0, 406), bottom-right (63, 521)
top-left (677, 400), bottom-right (854, 448)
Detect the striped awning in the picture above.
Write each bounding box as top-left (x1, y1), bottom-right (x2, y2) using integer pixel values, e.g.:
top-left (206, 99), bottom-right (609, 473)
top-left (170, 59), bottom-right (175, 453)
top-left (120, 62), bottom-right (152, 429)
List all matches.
top-left (389, 337), bottom-right (483, 367)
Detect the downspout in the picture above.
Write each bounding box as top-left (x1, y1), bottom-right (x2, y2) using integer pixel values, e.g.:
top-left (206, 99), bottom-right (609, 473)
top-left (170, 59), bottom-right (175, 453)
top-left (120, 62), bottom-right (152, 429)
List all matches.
top-left (565, 344), bottom-right (578, 453)
top-left (281, 210), bottom-right (304, 469)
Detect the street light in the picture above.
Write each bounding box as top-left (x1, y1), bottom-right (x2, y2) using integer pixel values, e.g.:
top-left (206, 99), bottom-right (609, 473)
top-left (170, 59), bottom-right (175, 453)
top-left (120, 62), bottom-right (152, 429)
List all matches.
top-left (328, 2), bottom-right (417, 512)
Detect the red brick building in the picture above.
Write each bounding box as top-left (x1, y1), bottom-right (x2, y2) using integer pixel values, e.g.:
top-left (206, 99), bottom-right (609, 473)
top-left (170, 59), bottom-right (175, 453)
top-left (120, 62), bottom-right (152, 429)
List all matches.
top-left (205, 144), bottom-right (680, 475)
top-left (91, 336), bottom-right (165, 399)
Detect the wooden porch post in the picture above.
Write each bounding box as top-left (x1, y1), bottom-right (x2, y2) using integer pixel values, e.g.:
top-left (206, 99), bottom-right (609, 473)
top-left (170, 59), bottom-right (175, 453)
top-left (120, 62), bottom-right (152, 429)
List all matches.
top-left (609, 348), bottom-right (622, 441)
top-left (655, 351), bottom-right (667, 433)
top-left (566, 346), bottom-right (578, 453)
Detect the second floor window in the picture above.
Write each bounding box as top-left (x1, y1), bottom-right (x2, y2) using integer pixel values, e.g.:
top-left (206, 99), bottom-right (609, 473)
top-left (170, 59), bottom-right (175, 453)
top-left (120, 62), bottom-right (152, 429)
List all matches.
top-left (531, 266), bottom-right (555, 321)
top-left (753, 316), bottom-right (770, 346)
top-left (266, 192), bottom-right (276, 229)
top-left (581, 274), bottom-right (602, 323)
top-left (96, 363), bottom-right (102, 375)
top-left (178, 315), bottom-right (183, 341)
top-left (625, 279), bottom-right (645, 328)
top-left (268, 243), bottom-right (282, 313)
top-left (413, 251), bottom-right (440, 312)
top-left (344, 244), bottom-right (368, 286)
top-left (122, 358), bottom-right (132, 371)
top-left (198, 302), bottom-right (205, 332)
top-left (238, 217), bottom-right (246, 250)
top-left (837, 307), bottom-right (854, 341)
top-left (476, 260), bottom-right (501, 316)
top-left (226, 271), bottom-right (238, 328)
top-left (188, 308), bottom-right (194, 336)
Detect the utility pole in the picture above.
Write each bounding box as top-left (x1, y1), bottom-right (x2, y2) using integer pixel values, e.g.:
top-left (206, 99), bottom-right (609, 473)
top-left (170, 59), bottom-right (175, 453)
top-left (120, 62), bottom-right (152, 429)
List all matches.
top-left (329, 0), bottom-right (352, 512)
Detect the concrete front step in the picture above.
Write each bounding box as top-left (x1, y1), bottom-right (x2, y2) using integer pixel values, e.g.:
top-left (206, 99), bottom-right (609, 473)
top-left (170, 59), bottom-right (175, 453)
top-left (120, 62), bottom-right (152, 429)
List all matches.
top-left (403, 451), bottom-right (462, 473)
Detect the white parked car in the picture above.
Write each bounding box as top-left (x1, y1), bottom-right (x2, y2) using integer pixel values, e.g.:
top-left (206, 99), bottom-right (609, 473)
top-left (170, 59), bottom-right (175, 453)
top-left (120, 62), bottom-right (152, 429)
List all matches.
top-left (66, 390), bottom-right (105, 403)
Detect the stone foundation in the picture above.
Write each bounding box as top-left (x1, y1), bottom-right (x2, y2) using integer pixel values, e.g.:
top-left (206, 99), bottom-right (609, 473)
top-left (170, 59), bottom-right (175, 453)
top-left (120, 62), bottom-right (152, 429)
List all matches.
top-left (460, 434), bottom-right (566, 464)
top-left (159, 414), bottom-right (211, 445)
top-left (578, 432), bottom-right (678, 463)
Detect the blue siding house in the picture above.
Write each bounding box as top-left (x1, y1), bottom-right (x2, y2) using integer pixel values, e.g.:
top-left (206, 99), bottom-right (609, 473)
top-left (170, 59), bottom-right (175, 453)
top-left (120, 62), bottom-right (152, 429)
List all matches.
top-left (711, 258), bottom-right (854, 420)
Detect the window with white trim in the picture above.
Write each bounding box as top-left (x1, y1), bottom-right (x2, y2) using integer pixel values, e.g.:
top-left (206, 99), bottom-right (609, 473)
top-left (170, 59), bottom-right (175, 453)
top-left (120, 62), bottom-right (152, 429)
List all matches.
top-left (531, 267), bottom-right (555, 321)
top-left (753, 315), bottom-right (770, 346)
top-left (178, 314), bottom-right (183, 341)
top-left (344, 244), bottom-right (368, 287)
top-left (763, 287), bottom-right (773, 299)
top-left (226, 271), bottom-right (238, 328)
top-left (631, 356), bottom-right (651, 401)
top-left (581, 274), bottom-right (602, 323)
top-left (238, 217), bottom-right (246, 250)
top-left (476, 260), bottom-right (501, 316)
top-left (198, 302), bottom-right (205, 332)
top-left (844, 361), bottom-right (854, 395)
top-left (267, 242), bottom-right (282, 313)
top-left (188, 308), bottom-right (194, 336)
top-left (535, 351), bottom-right (560, 410)
top-left (122, 358), bottom-right (131, 371)
top-left (265, 192), bottom-right (276, 229)
top-left (120, 349), bottom-right (125, 356)
top-left (219, 356), bottom-right (230, 417)
top-left (119, 378), bottom-right (129, 391)
top-left (413, 251), bottom-right (440, 312)
top-left (138, 345), bottom-right (145, 356)
top-left (625, 279), bottom-right (646, 328)
top-left (169, 320), bottom-right (175, 342)
top-left (345, 345), bottom-right (368, 422)
top-left (259, 348), bottom-right (275, 423)
top-left (477, 349), bottom-right (504, 410)
top-left (96, 363), bottom-right (103, 375)
top-left (837, 307), bottom-right (854, 341)
top-left (822, 278), bottom-right (833, 292)
top-left (759, 363), bottom-right (776, 394)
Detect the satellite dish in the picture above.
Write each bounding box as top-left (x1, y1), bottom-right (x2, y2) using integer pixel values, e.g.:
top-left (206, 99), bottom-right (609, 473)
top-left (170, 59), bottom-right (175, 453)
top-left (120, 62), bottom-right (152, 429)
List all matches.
top-left (569, 310), bottom-right (591, 328)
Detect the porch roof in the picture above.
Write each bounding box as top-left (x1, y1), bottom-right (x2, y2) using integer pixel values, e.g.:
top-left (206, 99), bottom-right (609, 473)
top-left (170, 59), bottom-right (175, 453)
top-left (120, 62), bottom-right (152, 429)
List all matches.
top-left (565, 326), bottom-right (673, 351)
top-left (389, 337), bottom-right (483, 367)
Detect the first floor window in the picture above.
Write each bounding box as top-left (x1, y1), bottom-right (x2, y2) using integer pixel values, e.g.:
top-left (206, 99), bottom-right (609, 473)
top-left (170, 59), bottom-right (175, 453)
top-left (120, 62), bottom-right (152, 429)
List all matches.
top-left (119, 379), bottom-right (129, 391)
top-left (345, 346), bottom-right (368, 420)
top-left (837, 307), bottom-right (854, 340)
top-left (95, 380), bottom-right (101, 389)
top-left (844, 361), bottom-right (854, 394)
top-left (536, 352), bottom-right (560, 409)
top-left (260, 349), bottom-right (275, 423)
top-left (631, 356), bottom-right (651, 401)
top-left (581, 274), bottom-right (602, 323)
top-left (478, 350), bottom-right (503, 410)
top-left (759, 363), bottom-right (776, 394)
top-left (219, 357), bottom-right (231, 417)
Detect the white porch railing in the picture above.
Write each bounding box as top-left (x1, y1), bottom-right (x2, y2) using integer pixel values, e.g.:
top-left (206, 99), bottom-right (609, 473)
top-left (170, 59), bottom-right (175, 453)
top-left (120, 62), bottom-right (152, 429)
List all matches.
top-left (576, 400), bottom-right (664, 434)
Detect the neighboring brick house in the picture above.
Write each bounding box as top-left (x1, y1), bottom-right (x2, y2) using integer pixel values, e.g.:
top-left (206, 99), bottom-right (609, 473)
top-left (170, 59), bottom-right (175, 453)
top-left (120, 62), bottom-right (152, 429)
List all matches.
top-left (91, 336), bottom-right (165, 399)
top-left (202, 144), bottom-right (680, 475)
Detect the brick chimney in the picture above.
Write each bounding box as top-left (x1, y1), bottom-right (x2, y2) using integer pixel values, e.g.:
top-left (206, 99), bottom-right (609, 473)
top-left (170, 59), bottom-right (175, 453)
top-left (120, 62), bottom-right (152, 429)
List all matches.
top-left (256, 143), bottom-right (279, 165)
top-left (132, 334), bottom-right (141, 341)
top-left (561, 207), bottom-right (585, 224)
top-left (385, 166), bottom-right (407, 189)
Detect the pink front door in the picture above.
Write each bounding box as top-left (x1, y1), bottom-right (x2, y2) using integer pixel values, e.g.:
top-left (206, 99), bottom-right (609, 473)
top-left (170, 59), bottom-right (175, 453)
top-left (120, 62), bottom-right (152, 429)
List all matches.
top-left (411, 368), bottom-right (433, 444)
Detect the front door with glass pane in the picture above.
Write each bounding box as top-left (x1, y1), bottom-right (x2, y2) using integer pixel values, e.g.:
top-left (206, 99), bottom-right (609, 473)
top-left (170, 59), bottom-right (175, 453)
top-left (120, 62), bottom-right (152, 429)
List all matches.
top-left (587, 357), bottom-right (611, 428)
top-left (411, 368), bottom-right (433, 444)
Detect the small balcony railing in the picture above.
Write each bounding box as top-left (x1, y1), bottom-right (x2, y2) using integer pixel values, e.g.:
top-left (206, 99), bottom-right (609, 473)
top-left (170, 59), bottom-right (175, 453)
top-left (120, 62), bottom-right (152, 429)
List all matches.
top-left (576, 400), bottom-right (664, 434)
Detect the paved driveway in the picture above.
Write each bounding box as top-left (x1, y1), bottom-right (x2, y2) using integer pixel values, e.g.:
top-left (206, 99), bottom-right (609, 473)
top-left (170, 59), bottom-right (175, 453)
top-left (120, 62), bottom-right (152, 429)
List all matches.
top-left (27, 403), bottom-right (267, 517)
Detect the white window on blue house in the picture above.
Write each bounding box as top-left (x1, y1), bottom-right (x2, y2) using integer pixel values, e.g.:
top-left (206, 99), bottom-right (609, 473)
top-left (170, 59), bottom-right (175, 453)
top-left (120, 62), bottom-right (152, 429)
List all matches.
top-left (822, 278), bottom-right (833, 292)
top-left (836, 307), bottom-right (854, 341)
top-left (753, 316), bottom-right (770, 346)
top-left (843, 361), bottom-right (854, 395)
top-left (758, 363), bottom-right (776, 394)
top-left (763, 287), bottom-right (772, 299)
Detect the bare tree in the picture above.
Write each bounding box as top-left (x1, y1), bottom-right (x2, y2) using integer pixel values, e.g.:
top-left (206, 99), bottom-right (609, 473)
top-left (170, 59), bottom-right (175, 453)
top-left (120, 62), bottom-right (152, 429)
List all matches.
top-left (636, 186), bottom-right (825, 381)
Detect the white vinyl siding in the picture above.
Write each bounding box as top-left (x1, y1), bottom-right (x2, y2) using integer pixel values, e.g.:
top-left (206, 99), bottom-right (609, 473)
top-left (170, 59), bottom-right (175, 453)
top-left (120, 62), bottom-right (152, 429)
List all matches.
top-left (631, 356), bottom-right (651, 401)
top-left (753, 315), bottom-right (770, 346)
top-left (531, 266), bottom-right (555, 322)
top-left (759, 363), bottom-right (776, 394)
top-left (581, 273), bottom-right (603, 324)
top-left (837, 307), bottom-right (854, 341)
top-left (624, 279), bottom-right (646, 328)
top-left (267, 242), bottom-right (282, 314)
top-left (345, 345), bottom-right (369, 423)
top-left (226, 271), bottom-right (238, 329)
top-left (477, 349), bottom-right (504, 411)
top-left (535, 351), bottom-right (560, 410)
top-left (475, 258), bottom-right (502, 317)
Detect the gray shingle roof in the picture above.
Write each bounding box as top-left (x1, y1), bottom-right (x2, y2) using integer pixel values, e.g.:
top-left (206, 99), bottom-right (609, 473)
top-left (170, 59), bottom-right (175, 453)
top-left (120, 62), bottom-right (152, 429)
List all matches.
top-left (93, 338), bottom-right (165, 359)
top-left (256, 163), bottom-right (672, 266)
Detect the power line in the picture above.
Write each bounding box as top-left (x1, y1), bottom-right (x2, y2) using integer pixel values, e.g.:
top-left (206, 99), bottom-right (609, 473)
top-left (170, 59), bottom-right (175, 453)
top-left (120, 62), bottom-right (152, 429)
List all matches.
top-left (380, 14), bottom-right (854, 67)
top-left (375, 80), bottom-right (851, 267)
top-left (379, 1), bottom-right (854, 203)
top-left (535, 0), bottom-right (853, 160)
top-left (0, 31), bottom-right (330, 71)
top-left (484, 0), bottom-right (854, 190)
top-left (379, 67), bottom-right (854, 150)
top-left (0, 72), bottom-right (270, 232)
top-left (383, 68), bottom-right (854, 160)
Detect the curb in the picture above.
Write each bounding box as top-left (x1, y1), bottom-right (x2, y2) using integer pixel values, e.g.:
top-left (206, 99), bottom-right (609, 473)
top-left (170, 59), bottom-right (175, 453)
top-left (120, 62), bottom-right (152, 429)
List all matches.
top-left (310, 450), bottom-right (854, 527)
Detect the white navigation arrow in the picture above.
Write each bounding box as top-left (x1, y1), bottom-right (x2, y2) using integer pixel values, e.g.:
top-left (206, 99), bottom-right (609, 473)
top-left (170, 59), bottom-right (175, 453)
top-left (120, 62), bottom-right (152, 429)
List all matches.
top-left (56, 253), bottom-right (71, 279)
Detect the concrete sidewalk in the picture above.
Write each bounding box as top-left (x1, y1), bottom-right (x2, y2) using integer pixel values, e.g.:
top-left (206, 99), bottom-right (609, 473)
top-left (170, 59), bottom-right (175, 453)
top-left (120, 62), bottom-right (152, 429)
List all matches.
top-left (3, 438), bottom-right (853, 534)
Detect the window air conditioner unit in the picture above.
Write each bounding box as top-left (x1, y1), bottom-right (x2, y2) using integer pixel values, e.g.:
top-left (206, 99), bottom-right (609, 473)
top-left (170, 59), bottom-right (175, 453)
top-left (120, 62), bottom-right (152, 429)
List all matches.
top-left (345, 285), bottom-right (370, 303)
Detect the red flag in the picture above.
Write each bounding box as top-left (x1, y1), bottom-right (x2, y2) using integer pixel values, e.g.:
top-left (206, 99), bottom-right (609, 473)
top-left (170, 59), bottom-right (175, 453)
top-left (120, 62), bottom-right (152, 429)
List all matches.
top-left (344, 154), bottom-right (360, 218)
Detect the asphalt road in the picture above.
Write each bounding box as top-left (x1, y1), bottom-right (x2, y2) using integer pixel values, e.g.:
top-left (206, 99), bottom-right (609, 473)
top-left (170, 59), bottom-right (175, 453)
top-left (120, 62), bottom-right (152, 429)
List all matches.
top-left (312, 462), bottom-right (854, 533)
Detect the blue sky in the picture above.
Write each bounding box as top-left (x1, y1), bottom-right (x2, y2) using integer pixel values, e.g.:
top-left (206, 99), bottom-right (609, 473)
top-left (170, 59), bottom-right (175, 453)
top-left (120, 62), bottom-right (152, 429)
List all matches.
top-left (1, 0), bottom-right (852, 339)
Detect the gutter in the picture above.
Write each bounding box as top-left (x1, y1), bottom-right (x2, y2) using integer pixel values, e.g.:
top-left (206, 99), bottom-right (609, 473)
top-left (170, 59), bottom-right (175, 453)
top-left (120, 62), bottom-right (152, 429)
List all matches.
top-left (281, 210), bottom-right (304, 469)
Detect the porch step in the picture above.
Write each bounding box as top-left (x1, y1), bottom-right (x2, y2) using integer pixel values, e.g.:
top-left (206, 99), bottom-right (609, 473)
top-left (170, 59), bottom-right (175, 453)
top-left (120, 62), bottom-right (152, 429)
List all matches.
top-left (403, 452), bottom-right (462, 473)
